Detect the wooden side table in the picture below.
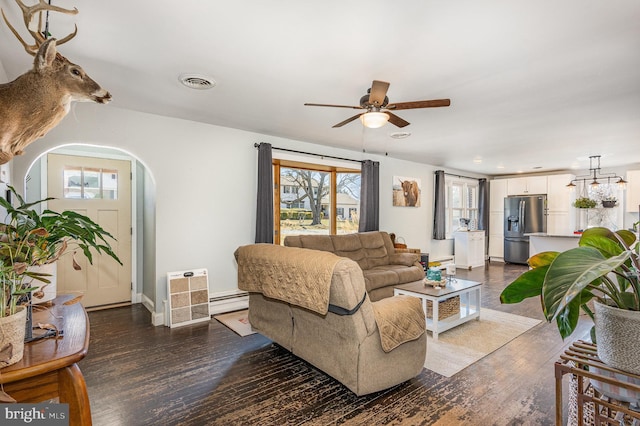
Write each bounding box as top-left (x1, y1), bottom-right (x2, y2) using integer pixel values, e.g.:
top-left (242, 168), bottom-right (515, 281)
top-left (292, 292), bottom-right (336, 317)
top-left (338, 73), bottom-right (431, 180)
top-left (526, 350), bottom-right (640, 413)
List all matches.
top-left (555, 340), bottom-right (640, 425)
top-left (0, 295), bottom-right (92, 425)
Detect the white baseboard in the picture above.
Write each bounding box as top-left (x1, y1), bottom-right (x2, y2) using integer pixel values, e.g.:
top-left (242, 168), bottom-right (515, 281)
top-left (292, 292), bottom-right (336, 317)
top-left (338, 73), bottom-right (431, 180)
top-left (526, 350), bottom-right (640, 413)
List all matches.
top-left (209, 289), bottom-right (249, 315)
top-left (140, 294), bottom-right (165, 326)
top-left (142, 290), bottom-right (249, 326)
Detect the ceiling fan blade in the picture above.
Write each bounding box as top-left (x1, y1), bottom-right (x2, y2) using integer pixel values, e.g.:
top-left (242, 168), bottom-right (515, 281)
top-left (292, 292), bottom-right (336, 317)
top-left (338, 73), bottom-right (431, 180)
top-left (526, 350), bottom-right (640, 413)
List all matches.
top-left (386, 112), bottom-right (410, 128)
top-left (332, 113), bottom-right (363, 128)
top-left (368, 80), bottom-right (390, 106)
top-left (304, 103), bottom-right (363, 109)
top-left (386, 99), bottom-right (451, 110)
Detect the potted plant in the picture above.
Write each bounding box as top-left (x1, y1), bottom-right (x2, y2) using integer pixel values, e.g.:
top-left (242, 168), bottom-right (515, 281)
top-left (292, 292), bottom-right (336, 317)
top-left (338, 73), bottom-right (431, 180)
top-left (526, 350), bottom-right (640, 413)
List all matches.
top-left (601, 197), bottom-right (617, 208)
top-left (500, 227), bottom-right (640, 375)
top-left (0, 186), bottom-right (121, 366)
top-left (573, 197), bottom-right (597, 209)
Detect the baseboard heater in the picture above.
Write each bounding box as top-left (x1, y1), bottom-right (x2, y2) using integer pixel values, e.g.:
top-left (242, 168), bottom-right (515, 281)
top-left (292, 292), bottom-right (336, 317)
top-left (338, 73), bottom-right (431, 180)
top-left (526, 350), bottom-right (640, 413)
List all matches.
top-left (209, 290), bottom-right (249, 315)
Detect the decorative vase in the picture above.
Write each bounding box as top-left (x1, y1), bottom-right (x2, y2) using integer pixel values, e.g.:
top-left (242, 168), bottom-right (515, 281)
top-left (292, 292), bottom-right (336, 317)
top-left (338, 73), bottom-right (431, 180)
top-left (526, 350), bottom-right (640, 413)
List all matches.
top-left (0, 306), bottom-right (27, 368)
top-left (27, 262), bottom-right (57, 304)
top-left (594, 301), bottom-right (640, 375)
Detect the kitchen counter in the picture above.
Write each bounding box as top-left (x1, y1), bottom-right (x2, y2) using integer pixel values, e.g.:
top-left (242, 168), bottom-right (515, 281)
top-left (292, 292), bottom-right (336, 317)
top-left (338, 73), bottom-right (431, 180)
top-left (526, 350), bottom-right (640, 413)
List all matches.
top-left (527, 233), bottom-right (580, 257)
top-left (525, 232), bottom-right (580, 238)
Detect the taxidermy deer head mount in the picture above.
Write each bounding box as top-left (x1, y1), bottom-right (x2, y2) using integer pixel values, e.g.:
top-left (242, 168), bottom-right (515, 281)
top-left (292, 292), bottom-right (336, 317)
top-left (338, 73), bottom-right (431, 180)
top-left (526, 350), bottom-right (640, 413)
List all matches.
top-left (0, 0), bottom-right (111, 164)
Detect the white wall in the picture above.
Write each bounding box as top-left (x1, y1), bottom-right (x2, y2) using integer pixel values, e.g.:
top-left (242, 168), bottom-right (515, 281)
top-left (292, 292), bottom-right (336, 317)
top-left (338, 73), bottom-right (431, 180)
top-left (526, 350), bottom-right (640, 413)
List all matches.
top-left (10, 103), bottom-right (483, 322)
top-left (0, 59), bottom-right (11, 216)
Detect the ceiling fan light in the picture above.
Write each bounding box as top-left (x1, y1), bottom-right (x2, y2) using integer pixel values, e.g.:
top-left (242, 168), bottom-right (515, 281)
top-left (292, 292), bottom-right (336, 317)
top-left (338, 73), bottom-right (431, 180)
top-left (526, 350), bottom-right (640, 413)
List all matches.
top-left (361, 112), bottom-right (389, 129)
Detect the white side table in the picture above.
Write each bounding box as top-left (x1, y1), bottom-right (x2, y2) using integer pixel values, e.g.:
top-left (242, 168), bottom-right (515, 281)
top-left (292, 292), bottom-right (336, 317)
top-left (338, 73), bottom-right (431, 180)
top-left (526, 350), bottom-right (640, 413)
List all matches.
top-left (394, 278), bottom-right (482, 340)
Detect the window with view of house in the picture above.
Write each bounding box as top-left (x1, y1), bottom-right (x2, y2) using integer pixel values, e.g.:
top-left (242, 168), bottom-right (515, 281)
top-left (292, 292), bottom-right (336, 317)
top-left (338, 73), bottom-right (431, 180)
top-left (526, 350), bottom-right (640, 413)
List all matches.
top-left (445, 176), bottom-right (479, 238)
top-left (273, 159), bottom-right (361, 245)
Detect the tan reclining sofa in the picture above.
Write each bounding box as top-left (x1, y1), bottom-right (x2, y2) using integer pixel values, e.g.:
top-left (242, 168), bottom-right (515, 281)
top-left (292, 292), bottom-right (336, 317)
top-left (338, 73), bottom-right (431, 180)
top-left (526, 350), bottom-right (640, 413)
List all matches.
top-left (284, 231), bottom-right (425, 301)
top-left (235, 244), bottom-right (427, 396)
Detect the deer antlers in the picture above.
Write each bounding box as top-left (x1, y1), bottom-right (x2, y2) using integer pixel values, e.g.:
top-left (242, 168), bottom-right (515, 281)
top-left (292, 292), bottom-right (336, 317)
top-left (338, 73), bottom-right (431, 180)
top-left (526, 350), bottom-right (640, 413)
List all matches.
top-left (1, 0), bottom-right (78, 56)
top-left (0, 1), bottom-right (110, 164)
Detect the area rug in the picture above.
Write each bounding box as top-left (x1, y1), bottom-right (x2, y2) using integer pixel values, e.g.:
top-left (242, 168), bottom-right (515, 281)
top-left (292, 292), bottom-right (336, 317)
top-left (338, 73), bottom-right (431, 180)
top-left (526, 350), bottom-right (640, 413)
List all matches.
top-left (424, 308), bottom-right (541, 377)
top-left (214, 310), bottom-right (256, 337)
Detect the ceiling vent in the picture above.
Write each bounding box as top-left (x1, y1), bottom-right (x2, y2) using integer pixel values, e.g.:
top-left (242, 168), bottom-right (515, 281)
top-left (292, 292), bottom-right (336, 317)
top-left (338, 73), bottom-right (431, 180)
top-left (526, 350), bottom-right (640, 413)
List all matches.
top-left (390, 132), bottom-right (411, 139)
top-left (179, 74), bottom-right (216, 90)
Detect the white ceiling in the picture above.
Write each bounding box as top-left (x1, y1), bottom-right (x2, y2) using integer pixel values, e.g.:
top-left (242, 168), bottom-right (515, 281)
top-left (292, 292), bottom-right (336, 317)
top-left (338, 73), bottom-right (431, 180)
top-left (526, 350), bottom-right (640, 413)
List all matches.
top-left (1, 0), bottom-right (639, 176)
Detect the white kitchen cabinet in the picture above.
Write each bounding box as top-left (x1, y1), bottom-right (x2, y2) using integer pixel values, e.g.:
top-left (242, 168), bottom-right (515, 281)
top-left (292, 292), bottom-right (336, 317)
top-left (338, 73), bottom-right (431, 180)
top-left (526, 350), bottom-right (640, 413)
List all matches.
top-left (507, 176), bottom-right (548, 195)
top-left (546, 174), bottom-right (576, 234)
top-left (547, 174), bottom-right (575, 211)
top-left (489, 179), bottom-right (508, 260)
top-left (626, 170), bottom-right (640, 213)
top-left (547, 211), bottom-right (572, 235)
top-left (454, 231), bottom-right (485, 269)
top-left (488, 213), bottom-right (504, 259)
top-left (490, 179), bottom-right (508, 212)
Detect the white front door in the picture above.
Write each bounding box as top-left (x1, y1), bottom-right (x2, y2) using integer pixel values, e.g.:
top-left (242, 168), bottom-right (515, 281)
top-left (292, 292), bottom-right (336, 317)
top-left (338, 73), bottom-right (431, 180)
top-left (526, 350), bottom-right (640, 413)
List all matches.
top-left (47, 153), bottom-right (132, 307)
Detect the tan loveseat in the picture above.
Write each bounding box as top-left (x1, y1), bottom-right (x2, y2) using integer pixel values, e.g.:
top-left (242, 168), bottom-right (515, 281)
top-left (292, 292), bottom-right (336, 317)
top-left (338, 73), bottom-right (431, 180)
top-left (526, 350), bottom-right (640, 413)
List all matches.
top-left (284, 231), bottom-right (425, 301)
top-left (235, 244), bottom-right (427, 396)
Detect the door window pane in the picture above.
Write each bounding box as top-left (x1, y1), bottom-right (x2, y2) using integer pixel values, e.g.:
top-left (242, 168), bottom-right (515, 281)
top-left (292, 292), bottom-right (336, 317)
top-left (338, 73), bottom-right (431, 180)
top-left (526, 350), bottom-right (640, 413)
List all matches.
top-left (63, 166), bottom-right (118, 200)
top-left (63, 167), bottom-right (83, 199)
top-left (102, 170), bottom-right (118, 200)
top-left (83, 168), bottom-right (101, 199)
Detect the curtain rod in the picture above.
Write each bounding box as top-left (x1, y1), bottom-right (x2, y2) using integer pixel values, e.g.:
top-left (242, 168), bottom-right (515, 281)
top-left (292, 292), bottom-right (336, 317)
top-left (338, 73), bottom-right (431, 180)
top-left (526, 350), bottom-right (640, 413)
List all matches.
top-left (440, 170), bottom-right (482, 181)
top-left (255, 143), bottom-right (363, 164)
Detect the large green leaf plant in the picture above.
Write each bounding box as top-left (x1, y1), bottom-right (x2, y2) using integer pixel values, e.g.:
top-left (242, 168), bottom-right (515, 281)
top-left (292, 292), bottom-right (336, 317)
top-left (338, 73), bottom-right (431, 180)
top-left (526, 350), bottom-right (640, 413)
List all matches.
top-left (500, 227), bottom-right (640, 340)
top-left (0, 186), bottom-right (122, 317)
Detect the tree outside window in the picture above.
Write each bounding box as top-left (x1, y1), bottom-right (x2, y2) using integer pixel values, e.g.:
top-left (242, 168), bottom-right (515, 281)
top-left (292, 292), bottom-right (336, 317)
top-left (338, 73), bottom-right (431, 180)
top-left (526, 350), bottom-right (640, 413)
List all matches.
top-left (275, 163), bottom-right (361, 244)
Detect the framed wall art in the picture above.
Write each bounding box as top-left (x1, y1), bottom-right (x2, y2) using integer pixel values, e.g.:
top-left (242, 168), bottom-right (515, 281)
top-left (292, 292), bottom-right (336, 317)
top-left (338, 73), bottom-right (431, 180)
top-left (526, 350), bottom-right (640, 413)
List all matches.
top-left (393, 176), bottom-right (421, 207)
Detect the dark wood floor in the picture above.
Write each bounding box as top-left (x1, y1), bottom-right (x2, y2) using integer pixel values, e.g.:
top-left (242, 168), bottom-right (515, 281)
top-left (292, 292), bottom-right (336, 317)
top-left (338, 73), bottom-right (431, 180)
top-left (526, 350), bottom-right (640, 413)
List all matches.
top-left (82, 262), bottom-right (591, 425)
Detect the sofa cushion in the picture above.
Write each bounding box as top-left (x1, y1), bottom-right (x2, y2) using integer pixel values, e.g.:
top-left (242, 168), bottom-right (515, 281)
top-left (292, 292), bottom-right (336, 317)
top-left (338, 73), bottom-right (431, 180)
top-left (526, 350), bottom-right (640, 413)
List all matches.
top-left (331, 233), bottom-right (362, 251)
top-left (332, 234), bottom-right (369, 270)
top-left (388, 253), bottom-right (419, 267)
top-left (284, 231), bottom-right (424, 302)
top-left (383, 264), bottom-right (425, 283)
top-left (298, 235), bottom-right (335, 252)
top-left (363, 268), bottom-right (399, 291)
top-left (357, 232), bottom-right (391, 269)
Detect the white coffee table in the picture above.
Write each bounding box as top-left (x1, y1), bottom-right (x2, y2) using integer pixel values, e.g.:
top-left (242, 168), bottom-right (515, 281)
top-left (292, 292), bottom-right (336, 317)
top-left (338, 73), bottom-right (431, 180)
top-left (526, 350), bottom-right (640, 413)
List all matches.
top-left (394, 278), bottom-right (482, 340)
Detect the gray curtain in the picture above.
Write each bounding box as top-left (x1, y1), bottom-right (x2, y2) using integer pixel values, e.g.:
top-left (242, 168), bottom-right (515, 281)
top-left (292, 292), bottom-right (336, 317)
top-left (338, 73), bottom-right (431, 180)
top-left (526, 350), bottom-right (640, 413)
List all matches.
top-left (359, 160), bottom-right (379, 232)
top-left (478, 178), bottom-right (489, 231)
top-left (255, 142), bottom-right (273, 243)
top-left (433, 170), bottom-right (446, 240)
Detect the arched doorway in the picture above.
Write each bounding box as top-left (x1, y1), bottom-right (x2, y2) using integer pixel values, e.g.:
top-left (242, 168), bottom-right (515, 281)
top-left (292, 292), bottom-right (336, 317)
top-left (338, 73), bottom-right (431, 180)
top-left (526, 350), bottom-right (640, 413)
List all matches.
top-left (24, 144), bottom-right (156, 310)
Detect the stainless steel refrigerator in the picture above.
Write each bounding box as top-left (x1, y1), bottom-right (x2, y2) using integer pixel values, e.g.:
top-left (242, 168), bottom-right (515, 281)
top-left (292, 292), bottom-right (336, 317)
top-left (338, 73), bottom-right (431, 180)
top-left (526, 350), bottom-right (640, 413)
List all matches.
top-left (504, 195), bottom-right (547, 264)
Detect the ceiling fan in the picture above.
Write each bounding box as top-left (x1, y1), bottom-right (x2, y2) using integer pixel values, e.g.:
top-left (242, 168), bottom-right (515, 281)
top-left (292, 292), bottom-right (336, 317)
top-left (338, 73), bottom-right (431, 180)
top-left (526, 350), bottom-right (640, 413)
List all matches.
top-left (304, 80), bottom-right (450, 129)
